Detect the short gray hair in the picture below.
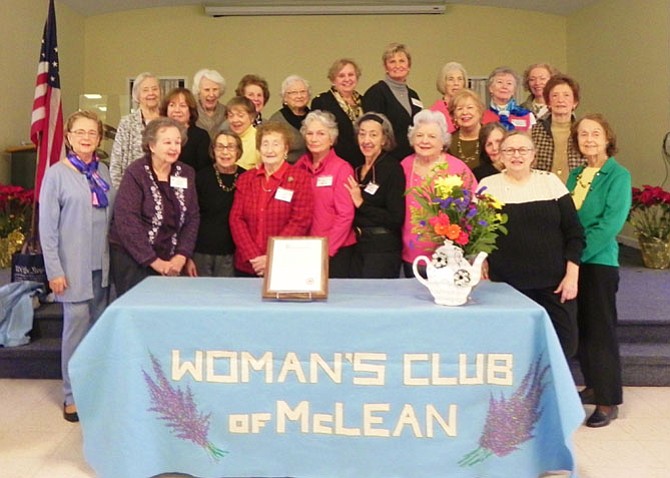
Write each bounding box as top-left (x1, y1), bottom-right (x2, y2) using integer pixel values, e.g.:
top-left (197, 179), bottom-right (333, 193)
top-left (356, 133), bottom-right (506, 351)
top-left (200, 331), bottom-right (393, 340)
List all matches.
top-left (193, 69), bottom-right (226, 95)
top-left (407, 109), bottom-right (451, 150)
top-left (436, 62), bottom-right (468, 95)
top-left (131, 72), bottom-right (158, 105)
top-left (301, 110), bottom-right (339, 145)
top-left (142, 117), bottom-right (187, 155)
top-left (487, 66), bottom-right (519, 88)
top-left (280, 75), bottom-right (311, 98)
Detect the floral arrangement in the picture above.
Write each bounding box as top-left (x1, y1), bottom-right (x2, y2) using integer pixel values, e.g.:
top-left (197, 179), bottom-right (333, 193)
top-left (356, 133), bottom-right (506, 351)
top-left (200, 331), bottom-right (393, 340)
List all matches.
top-left (628, 185), bottom-right (670, 241)
top-left (0, 184), bottom-right (34, 237)
top-left (407, 163), bottom-right (508, 260)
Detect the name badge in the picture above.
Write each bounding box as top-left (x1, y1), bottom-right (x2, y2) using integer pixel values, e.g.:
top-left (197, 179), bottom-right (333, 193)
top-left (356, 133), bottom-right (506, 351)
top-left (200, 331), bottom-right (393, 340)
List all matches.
top-left (275, 187), bottom-right (294, 202)
top-left (364, 182), bottom-right (380, 195)
top-left (411, 98), bottom-right (424, 108)
top-left (511, 118), bottom-right (528, 128)
top-left (170, 176), bottom-right (188, 189)
top-left (316, 175), bottom-right (333, 187)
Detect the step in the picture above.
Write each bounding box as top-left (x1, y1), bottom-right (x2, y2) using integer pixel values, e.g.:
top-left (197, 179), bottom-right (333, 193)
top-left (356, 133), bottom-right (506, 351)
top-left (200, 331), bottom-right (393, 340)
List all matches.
top-left (570, 342), bottom-right (670, 387)
top-left (0, 337), bottom-right (61, 379)
top-left (31, 302), bottom-right (63, 339)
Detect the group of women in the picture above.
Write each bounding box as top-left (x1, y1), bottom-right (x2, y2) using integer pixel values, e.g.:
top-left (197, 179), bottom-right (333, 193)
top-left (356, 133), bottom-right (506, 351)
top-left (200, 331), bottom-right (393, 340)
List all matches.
top-left (39, 43), bottom-right (630, 430)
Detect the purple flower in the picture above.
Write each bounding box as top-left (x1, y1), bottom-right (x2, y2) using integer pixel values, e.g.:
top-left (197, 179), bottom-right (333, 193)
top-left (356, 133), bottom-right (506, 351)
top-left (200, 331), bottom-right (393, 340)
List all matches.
top-left (459, 357), bottom-right (548, 467)
top-left (143, 353), bottom-right (228, 460)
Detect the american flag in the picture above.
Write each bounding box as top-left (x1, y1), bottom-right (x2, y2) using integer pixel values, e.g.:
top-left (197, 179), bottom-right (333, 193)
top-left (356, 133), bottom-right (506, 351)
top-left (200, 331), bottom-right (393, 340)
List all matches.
top-left (30, 0), bottom-right (64, 198)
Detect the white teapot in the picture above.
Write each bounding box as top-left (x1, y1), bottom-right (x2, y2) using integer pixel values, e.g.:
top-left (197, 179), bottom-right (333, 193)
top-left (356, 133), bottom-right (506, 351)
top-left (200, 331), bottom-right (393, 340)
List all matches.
top-left (412, 240), bottom-right (487, 306)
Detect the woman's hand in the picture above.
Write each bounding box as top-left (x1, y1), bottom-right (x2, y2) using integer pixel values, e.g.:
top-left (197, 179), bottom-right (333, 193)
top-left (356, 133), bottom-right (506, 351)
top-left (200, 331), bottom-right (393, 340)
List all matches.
top-left (185, 258), bottom-right (198, 277)
top-left (555, 261), bottom-right (579, 303)
top-left (345, 176), bottom-right (363, 208)
top-left (49, 276), bottom-right (68, 295)
top-left (150, 258), bottom-right (175, 276)
top-left (249, 255), bottom-right (267, 276)
top-left (168, 254), bottom-right (187, 276)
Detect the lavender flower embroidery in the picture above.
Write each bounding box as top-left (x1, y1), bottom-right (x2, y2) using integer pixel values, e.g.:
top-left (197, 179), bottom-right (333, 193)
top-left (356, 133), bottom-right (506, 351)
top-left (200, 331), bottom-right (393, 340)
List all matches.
top-left (458, 357), bottom-right (549, 467)
top-left (143, 353), bottom-right (228, 460)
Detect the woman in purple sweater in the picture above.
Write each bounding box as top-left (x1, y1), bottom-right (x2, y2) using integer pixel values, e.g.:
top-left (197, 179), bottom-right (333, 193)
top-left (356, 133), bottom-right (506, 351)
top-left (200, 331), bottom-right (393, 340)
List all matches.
top-left (109, 117), bottom-right (200, 296)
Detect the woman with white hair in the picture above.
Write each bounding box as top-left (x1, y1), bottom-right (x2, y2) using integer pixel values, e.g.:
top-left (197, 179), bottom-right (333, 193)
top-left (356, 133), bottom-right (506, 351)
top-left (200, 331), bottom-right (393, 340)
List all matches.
top-left (401, 109), bottom-right (477, 277)
top-left (109, 72), bottom-right (160, 188)
top-left (269, 75), bottom-right (311, 164)
top-left (295, 110), bottom-right (356, 277)
top-left (430, 61), bottom-right (468, 134)
top-left (193, 68), bottom-right (227, 138)
top-left (481, 66), bottom-right (535, 132)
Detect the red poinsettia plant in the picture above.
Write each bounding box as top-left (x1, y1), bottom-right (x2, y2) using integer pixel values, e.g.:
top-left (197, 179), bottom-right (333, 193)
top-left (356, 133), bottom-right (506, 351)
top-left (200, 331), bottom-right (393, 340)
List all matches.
top-left (0, 184), bottom-right (34, 237)
top-left (629, 185), bottom-right (670, 241)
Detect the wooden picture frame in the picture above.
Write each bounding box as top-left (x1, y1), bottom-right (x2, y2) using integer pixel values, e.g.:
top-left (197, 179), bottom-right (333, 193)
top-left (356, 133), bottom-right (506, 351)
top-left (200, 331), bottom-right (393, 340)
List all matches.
top-left (262, 237), bottom-right (328, 301)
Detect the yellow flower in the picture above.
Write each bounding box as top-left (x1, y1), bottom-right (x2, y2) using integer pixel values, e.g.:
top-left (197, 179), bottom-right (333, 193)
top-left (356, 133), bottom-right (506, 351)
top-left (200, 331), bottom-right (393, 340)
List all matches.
top-left (434, 175), bottom-right (463, 199)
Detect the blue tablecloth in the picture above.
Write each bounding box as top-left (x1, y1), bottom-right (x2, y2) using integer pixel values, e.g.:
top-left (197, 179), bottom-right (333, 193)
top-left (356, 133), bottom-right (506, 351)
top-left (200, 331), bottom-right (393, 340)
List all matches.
top-left (70, 277), bottom-right (584, 478)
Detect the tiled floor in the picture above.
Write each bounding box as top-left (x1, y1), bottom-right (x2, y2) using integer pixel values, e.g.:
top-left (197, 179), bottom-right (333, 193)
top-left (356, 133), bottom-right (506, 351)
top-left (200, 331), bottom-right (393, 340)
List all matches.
top-left (1, 379), bottom-right (668, 477)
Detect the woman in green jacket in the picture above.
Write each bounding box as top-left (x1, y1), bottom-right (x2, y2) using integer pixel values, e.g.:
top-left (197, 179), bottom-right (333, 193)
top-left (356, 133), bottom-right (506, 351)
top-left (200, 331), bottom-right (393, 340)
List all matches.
top-left (567, 114), bottom-right (631, 428)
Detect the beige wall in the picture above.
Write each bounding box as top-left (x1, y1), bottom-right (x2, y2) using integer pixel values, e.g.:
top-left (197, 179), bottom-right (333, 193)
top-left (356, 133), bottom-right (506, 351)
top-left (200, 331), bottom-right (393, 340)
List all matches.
top-left (84, 4), bottom-right (567, 125)
top-left (567, 0), bottom-right (670, 187)
top-left (0, 0), bottom-right (84, 183)
top-left (4, 0), bottom-right (668, 199)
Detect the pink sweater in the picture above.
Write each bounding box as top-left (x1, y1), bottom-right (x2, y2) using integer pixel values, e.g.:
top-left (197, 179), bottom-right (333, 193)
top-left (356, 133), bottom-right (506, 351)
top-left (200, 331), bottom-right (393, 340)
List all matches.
top-left (295, 149), bottom-right (356, 256)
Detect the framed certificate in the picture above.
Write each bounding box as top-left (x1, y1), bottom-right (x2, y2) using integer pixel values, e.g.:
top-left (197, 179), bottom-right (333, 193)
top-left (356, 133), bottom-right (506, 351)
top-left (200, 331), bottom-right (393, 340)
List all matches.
top-left (262, 237), bottom-right (328, 300)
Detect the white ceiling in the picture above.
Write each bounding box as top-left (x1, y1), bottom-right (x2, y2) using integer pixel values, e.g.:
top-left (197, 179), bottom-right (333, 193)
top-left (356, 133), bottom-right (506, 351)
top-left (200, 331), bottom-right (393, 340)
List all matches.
top-left (57, 0), bottom-right (599, 17)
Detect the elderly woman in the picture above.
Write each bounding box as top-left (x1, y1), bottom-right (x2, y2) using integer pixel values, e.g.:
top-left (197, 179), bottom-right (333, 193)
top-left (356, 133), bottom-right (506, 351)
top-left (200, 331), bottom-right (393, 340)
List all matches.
top-left (193, 68), bottom-right (227, 138)
top-left (401, 109), bottom-right (477, 277)
top-left (446, 89), bottom-right (485, 169)
top-left (567, 114), bottom-right (631, 428)
top-left (296, 110), bottom-right (356, 278)
top-left (226, 96), bottom-right (260, 170)
top-left (186, 129), bottom-right (245, 278)
top-left (311, 58), bottom-right (365, 169)
top-left (363, 43), bottom-right (423, 161)
top-left (344, 113), bottom-right (405, 278)
top-left (160, 87), bottom-right (211, 172)
top-left (532, 74), bottom-right (584, 184)
top-left (235, 74), bottom-right (270, 126)
top-left (39, 111), bottom-right (115, 422)
top-left (520, 63), bottom-right (558, 119)
top-left (109, 72), bottom-right (160, 188)
top-left (230, 121), bottom-right (313, 277)
top-left (109, 117), bottom-right (199, 296)
top-left (430, 61), bottom-right (468, 133)
top-left (482, 66), bottom-right (535, 132)
top-left (472, 122), bottom-right (506, 181)
top-left (480, 131), bottom-right (584, 359)
top-left (269, 75), bottom-right (311, 164)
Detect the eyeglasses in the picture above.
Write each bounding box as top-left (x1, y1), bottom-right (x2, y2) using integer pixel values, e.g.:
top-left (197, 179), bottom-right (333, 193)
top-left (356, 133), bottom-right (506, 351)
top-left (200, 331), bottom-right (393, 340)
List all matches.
top-left (286, 90), bottom-right (308, 97)
top-left (214, 144), bottom-right (237, 152)
top-left (500, 147), bottom-right (534, 157)
top-left (71, 130), bottom-right (99, 138)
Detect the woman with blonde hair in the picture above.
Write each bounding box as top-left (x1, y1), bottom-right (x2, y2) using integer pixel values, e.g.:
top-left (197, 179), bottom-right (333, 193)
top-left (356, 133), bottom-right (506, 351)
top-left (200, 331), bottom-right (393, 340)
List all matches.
top-left (446, 89), bottom-right (485, 169)
top-left (311, 58), bottom-right (365, 168)
top-left (363, 43), bottom-right (423, 160)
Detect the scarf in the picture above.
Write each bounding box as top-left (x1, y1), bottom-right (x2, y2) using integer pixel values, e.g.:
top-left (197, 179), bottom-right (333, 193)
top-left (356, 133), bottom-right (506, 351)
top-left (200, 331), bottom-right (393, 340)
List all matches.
top-left (66, 152), bottom-right (110, 208)
top-left (280, 105), bottom-right (309, 131)
top-left (489, 98), bottom-right (531, 131)
top-left (331, 87), bottom-right (362, 123)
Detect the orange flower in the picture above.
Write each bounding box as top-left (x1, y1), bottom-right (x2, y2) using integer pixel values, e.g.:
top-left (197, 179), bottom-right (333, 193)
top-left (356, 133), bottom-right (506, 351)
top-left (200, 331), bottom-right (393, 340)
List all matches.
top-left (445, 224), bottom-right (462, 240)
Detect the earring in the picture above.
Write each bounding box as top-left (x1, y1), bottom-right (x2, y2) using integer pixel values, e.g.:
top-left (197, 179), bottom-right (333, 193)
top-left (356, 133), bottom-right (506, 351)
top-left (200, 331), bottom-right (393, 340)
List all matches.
top-left (284, 153), bottom-right (288, 161)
